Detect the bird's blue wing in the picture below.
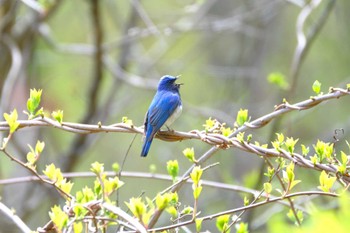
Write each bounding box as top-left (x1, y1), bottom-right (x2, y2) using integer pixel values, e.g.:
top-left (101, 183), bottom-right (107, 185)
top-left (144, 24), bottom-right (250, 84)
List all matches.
top-left (148, 91), bottom-right (181, 132)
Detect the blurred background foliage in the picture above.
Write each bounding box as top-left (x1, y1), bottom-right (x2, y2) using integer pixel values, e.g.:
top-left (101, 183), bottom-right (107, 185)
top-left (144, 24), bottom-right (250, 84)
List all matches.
top-left (0, 0), bottom-right (350, 232)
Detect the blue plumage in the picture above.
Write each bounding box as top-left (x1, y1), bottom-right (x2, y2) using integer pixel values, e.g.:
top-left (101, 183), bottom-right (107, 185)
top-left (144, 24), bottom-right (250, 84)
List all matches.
top-left (141, 75), bottom-right (183, 157)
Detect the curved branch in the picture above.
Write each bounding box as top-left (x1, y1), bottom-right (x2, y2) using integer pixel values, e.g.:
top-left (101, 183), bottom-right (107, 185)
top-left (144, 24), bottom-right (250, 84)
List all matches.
top-left (0, 201), bottom-right (31, 233)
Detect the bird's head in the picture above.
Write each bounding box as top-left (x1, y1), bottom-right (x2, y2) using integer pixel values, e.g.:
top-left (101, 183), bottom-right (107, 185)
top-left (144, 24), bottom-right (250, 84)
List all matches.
top-left (157, 75), bottom-right (183, 92)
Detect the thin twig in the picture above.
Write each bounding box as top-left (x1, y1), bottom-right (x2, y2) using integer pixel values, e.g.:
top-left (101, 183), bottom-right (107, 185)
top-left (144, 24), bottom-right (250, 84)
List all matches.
top-left (149, 191), bottom-right (339, 232)
top-left (0, 201), bottom-right (32, 233)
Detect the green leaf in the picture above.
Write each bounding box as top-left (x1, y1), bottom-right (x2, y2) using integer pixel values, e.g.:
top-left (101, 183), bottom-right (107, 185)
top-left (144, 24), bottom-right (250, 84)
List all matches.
top-left (49, 205), bottom-right (68, 231)
top-left (73, 222), bottom-right (83, 233)
top-left (236, 132), bottom-right (245, 143)
top-left (287, 209), bottom-right (303, 225)
top-left (155, 193), bottom-right (170, 210)
top-left (243, 196), bottom-right (249, 206)
top-left (312, 80), bottom-right (321, 94)
top-left (216, 214), bottom-right (231, 233)
top-left (221, 126), bottom-right (233, 137)
top-left (236, 109), bottom-right (249, 127)
top-left (264, 182), bottom-right (272, 194)
top-left (264, 167), bottom-right (275, 179)
top-left (181, 206), bottom-right (193, 215)
top-left (267, 72), bottom-right (289, 90)
top-left (125, 197), bottom-right (146, 219)
top-left (192, 184), bottom-right (203, 199)
top-left (285, 137), bottom-right (299, 154)
top-left (112, 162), bottom-right (120, 173)
top-left (51, 110), bottom-right (64, 124)
top-left (166, 206), bottom-right (178, 218)
top-left (276, 133), bottom-right (285, 143)
top-left (3, 109), bottom-right (20, 134)
top-left (301, 144), bottom-right (309, 156)
top-left (91, 161), bottom-right (104, 175)
top-left (318, 170), bottom-right (336, 192)
top-left (35, 141), bottom-right (45, 154)
top-left (26, 151), bottom-right (36, 165)
top-left (190, 166), bottom-right (203, 185)
top-left (167, 160), bottom-right (179, 182)
top-left (183, 147), bottom-right (195, 163)
top-left (235, 222), bottom-right (249, 233)
top-left (122, 116), bottom-right (133, 126)
top-left (338, 151), bottom-right (348, 174)
top-left (203, 117), bottom-right (216, 131)
top-left (27, 88), bottom-right (42, 116)
top-left (195, 218), bottom-right (203, 232)
top-left (43, 163), bottom-right (63, 183)
top-left (60, 180), bottom-right (73, 194)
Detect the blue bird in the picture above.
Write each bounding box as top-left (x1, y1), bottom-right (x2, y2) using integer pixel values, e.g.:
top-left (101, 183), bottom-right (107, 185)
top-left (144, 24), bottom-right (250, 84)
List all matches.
top-left (141, 75), bottom-right (183, 157)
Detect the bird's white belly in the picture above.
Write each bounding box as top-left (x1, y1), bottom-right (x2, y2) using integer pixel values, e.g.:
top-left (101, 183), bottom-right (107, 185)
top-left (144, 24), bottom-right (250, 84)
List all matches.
top-left (164, 105), bottom-right (182, 127)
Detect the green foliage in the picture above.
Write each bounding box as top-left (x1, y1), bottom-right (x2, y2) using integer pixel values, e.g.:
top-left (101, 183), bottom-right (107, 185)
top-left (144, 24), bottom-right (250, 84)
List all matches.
top-left (183, 147), bottom-right (196, 163)
top-left (167, 160), bottom-right (179, 182)
top-left (26, 88), bottom-right (43, 119)
top-left (190, 166), bottom-right (203, 199)
top-left (312, 80), bottom-right (322, 95)
top-left (272, 133), bottom-right (299, 155)
top-left (313, 140), bottom-right (334, 163)
top-left (195, 218), bottom-right (203, 232)
top-left (112, 162), bottom-right (120, 173)
top-left (318, 170), bottom-right (336, 192)
top-left (203, 117), bottom-right (216, 131)
top-left (301, 144), bottom-right (310, 156)
top-left (269, 195), bottom-right (350, 233)
top-left (122, 116), bottom-right (133, 126)
top-left (26, 141), bottom-right (45, 167)
top-left (337, 151), bottom-right (348, 174)
top-left (236, 222), bottom-right (249, 233)
top-left (43, 164), bottom-right (73, 196)
top-left (282, 162), bottom-right (301, 192)
top-left (264, 182), bottom-right (272, 195)
top-left (287, 209), bottom-right (303, 225)
top-left (49, 205), bottom-right (68, 231)
top-left (216, 214), bottom-right (231, 233)
top-left (125, 197), bottom-right (149, 222)
top-left (235, 109), bottom-right (249, 127)
top-left (267, 72), bottom-right (289, 90)
top-left (3, 109), bottom-right (20, 134)
top-left (51, 110), bottom-right (64, 124)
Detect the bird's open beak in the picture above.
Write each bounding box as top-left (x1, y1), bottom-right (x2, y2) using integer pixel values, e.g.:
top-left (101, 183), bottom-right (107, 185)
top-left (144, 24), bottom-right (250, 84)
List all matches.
top-left (175, 75), bottom-right (184, 86)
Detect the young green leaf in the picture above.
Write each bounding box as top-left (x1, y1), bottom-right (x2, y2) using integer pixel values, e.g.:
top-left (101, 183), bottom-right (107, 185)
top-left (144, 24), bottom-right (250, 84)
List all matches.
top-left (203, 117), bottom-right (216, 131)
top-left (318, 170), bottom-right (336, 192)
top-left (285, 137), bottom-right (299, 154)
top-left (190, 166), bottom-right (203, 186)
top-left (3, 109), bottom-right (20, 134)
top-left (195, 218), bottom-right (203, 232)
top-left (91, 161), bottom-right (104, 175)
top-left (49, 205), bottom-right (68, 231)
top-left (264, 182), bottom-right (272, 195)
top-left (312, 80), bottom-right (321, 94)
top-left (122, 116), bottom-right (133, 126)
top-left (125, 197), bottom-right (146, 220)
top-left (167, 160), bottom-right (179, 182)
top-left (236, 109), bottom-right (249, 127)
top-left (183, 147), bottom-right (196, 163)
top-left (267, 72), bottom-right (289, 90)
top-left (235, 222), bottom-right (249, 233)
top-left (52, 110), bottom-right (64, 124)
top-left (301, 144), bottom-right (309, 156)
top-left (216, 214), bottom-right (231, 233)
top-left (27, 88), bottom-right (42, 116)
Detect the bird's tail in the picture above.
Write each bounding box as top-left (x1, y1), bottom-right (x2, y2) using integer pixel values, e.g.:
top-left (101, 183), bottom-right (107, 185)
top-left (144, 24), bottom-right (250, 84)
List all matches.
top-left (141, 137), bottom-right (153, 157)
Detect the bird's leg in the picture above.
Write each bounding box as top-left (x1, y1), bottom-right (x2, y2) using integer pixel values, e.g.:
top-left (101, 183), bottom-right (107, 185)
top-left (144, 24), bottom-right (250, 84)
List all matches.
top-left (165, 125), bottom-right (174, 132)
